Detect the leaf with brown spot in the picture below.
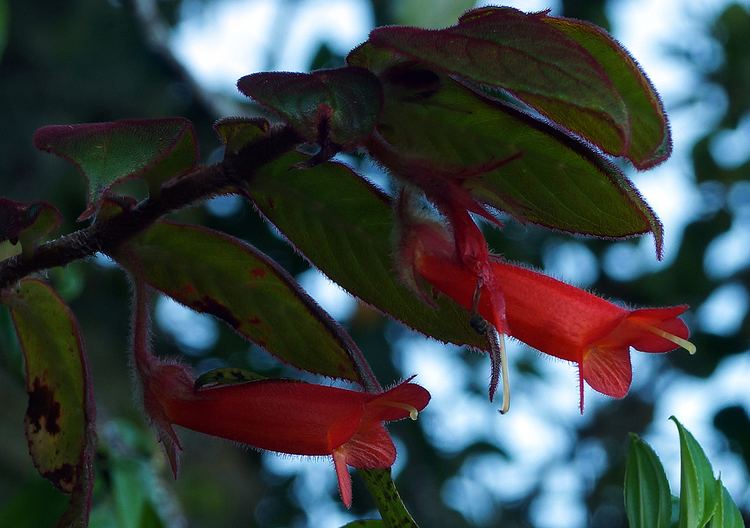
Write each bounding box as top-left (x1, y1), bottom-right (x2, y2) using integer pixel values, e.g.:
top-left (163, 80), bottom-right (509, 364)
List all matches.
top-left (27, 377), bottom-right (62, 434)
top-left (1, 278), bottom-right (96, 527)
top-left (112, 221), bottom-right (366, 383)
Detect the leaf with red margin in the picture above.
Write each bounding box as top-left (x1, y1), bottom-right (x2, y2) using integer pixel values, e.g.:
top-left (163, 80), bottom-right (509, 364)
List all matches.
top-left (0, 198), bottom-right (62, 250)
top-left (1, 278), bottom-right (96, 527)
top-left (112, 221), bottom-right (365, 383)
top-left (33, 118), bottom-right (199, 220)
top-left (369, 7), bottom-right (634, 159)
top-left (541, 15), bottom-right (671, 168)
top-left (245, 151), bottom-right (486, 348)
top-left (350, 45), bottom-right (663, 256)
top-left (237, 67), bottom-right (382, 149)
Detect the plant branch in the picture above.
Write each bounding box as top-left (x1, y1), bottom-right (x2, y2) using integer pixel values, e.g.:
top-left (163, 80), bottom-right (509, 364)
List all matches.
top-left (0, 125), bottom-right (301, 291)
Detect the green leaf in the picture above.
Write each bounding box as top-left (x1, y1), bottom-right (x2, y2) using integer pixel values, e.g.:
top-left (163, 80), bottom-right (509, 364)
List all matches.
top-left (33, 118), bottom-right (199, 219)
top-left (111, 457), bottom-right (165, 528)
top-left (0, 198), bottom-right (62, 255)
top-left (246, 151), bottom-right (485, 348)
top-left (0, 305), bottom-right (22, 380)
top-left (368, 7), bottom-right (632, 157)
top-left (624, 433), bottom-right (672, 528)
top-left (709, 479), bottom-right (744, 528)
top-left (0, 479), bottom-right (69, 528)
top-left (340, 521), bottom-right (385, 528)
top-left (358, 54), bottom-right (663, 255)
top-left (194, 367), bottom-right (267, 389)
top-left (92, 419), bottom-right (172, 528)
top-left (360, 469), bottom-right (417, 528)
top-left (671, 416), bottom-right (718, 528)
top-left (213, 116), bottom-right (270, 155)
top-left (2, 278), bottom-right (96, 527)
top-left (237, 67), bottom-right (382, 148)
top-left (0, 240), bottom-right (21, 261)
top-left (17, 204), bottom-right (63, 257)
top-left (113, 221), bottom-right (364, 383)
top-left (542, 15), bottom-right (670, 168)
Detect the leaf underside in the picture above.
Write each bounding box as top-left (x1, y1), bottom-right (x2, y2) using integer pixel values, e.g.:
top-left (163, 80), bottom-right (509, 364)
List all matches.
top-left (350, 44), bottom-right (663, 255)
top-left (113, 221), bottom-right (364, 383)
top-left (368, 6), bottom-right (670, 168)
top-left (237, 67), bottom-right (382, 148)
top-left (245, 151), bottom-right (487, 349)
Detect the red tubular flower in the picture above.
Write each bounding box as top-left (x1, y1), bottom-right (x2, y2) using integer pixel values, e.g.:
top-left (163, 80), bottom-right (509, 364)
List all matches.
top-left (140, 360), bottom-right (430, 508)
top-left (397, 192), bottom-right (510, 408)
top-left (403, 218), bottom-right (694, 411)
top-left (490, 261), bottom-right (693, 407)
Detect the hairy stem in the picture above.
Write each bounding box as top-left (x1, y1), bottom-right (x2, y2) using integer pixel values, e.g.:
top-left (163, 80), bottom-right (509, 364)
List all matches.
top-left (360, 468), bottom-right (418, 528)
top-left (0, 125), bottom-right (300, 291)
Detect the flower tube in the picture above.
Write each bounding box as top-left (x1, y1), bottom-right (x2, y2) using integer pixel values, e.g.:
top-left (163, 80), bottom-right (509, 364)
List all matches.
top-left (401, 215), bottom-right (693, 411)
top-left (140, 359), bottom-right (430, 507)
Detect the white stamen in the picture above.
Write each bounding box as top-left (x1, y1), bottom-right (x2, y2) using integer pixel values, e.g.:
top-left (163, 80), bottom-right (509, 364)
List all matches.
top-left (643, 325), bottom-right (697, 355)
top-left (488, 325), bottom-right (510, 414)
top-left (498, 331), bottom-right (511, 415)
top-left (380, 401), bottom-right (419, 420)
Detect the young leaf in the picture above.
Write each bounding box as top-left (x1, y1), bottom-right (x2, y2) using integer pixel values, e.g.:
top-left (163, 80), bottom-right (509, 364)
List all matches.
top-left (2, 278), bottom-right (96, 527)
top-left (0, 198), bottom-right (62, 253)
top-left (213, 116), bottom-right (270, 155)
top-left (368, 7), bottom-right (631, 157)
top-left (542, 16), bottom-right (671, 168)
top-left (194, 367), bottom-right (267, 389)
top-left (237, 67), bottom-right (382, 149)
top-left (709, 479), bottom-right (744, 528)
top-left (245, 151), bottom-right (486, 349)
top-left (112, 221), bottom-right (365, 383)
top-left (671, 416), bottom-right (718, 528)
top-left (624, 433), bottom-right (672, 528)
top-left (347, 41), bottom-right (403, 76)
top-left (370, 64), bottom-right (663, 256)
top-left (33, 118), bottom-right (199, 219)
